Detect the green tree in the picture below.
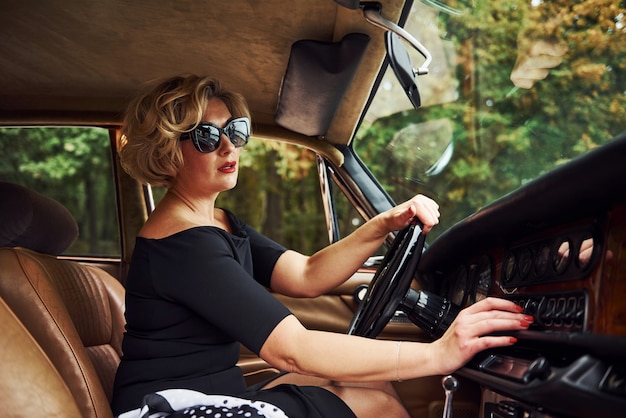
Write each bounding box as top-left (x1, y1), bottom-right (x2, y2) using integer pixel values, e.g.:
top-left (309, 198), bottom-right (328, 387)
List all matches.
top-left (0, 127), bottom-right (118, 255)
top-left (357, 0), bottom-right (626, 240)
top-left (217, 139), bottom-right (329, 254)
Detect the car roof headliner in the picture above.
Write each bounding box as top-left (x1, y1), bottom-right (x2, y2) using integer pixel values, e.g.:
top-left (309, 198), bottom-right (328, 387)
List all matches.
top-left (0, 0), bottom-right (407, 154)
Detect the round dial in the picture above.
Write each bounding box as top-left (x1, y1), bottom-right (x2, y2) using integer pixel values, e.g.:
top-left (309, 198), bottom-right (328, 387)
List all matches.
top-left (451, 265), bottom-right (468, 306)
top-left (502, 252), bottom-right (515, 283)
top-left (475, 256), bottom-right (492, 302)
top-left (535, 244), bottom-right (551, 277)
top-left (517, 247), bottom-right (532, 280)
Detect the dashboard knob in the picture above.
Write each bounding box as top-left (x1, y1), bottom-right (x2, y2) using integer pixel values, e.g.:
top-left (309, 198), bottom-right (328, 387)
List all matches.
top-left (524, 356), bottom-right (551, 382)
top-left (524, 298), bottom-right (539, 316)
top-left (534, 296), bottom-right (547, 327)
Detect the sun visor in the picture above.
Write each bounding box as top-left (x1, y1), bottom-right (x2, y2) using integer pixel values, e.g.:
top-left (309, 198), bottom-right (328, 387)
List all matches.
top-left (275, 33), bottom-right (370, 137)
top-left (333, 0), bottom-right (361, 9)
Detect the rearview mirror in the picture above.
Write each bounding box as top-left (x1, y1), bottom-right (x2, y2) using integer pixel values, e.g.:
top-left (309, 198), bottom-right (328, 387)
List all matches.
top-left (361, 2), bottom-right (432, 110)
top-left (362, 3), bottom-right (432, 75)
top-left (385, 32), bottom-right (421, 109)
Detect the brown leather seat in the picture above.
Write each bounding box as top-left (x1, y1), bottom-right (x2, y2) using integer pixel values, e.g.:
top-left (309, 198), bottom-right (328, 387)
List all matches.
top-left (0, 295), bottom-right (82, 417)
top-left (0, 182), bottom-right (125, 418)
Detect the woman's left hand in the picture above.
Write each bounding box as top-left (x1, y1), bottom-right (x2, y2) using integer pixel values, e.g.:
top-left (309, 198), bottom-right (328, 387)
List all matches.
top-left (383, 194), bottom-right (440, 234)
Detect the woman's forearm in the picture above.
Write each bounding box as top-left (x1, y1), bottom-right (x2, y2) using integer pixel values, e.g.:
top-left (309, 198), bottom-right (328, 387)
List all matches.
top-left (260, 299), bottom-right (530, 384)
top-left (261, 315), bottom-right (438, 382)
top-left (271, 214), bottom-right (389, 297)
top-left (271, 195), bottom-right (440, 298)
top-left (303, 214), bottom-right (390, 292)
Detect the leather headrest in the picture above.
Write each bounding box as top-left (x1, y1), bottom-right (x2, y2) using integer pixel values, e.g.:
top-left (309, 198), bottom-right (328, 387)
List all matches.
top-left (0, 182), bottom-right (78, 255)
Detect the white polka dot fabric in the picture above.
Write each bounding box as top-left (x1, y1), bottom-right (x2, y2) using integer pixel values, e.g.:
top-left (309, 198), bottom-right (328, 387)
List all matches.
top-left (117, 389), bottom-right (289, 418)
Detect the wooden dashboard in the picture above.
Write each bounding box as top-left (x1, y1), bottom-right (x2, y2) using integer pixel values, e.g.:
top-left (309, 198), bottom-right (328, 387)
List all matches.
top-left (418, 132), bottom-right (626, 417)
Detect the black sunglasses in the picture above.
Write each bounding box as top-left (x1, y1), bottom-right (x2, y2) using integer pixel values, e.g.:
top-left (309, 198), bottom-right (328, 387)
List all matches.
top-left (180, 117), bottom-right (250, 153)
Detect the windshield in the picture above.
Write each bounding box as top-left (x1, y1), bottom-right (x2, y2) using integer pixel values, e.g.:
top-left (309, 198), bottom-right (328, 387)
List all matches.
top-left (355, 0), bottom-right (626, 242)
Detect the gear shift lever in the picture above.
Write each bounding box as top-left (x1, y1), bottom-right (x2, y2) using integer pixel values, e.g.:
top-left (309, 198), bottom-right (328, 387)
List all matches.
top-left (442, 375), bottom-right (458, 418)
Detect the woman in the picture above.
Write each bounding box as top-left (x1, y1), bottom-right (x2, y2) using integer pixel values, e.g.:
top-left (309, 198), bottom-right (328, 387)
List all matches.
top-left (111, 74), bottom-right (532, 418)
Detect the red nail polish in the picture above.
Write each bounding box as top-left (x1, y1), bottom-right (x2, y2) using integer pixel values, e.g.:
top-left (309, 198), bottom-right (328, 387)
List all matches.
top-left (520, 320), bottom-right (531, 327)
top-left (509, 337), bottom-right (518, 344)
top-left (524, 315), bottom-right (535, 322)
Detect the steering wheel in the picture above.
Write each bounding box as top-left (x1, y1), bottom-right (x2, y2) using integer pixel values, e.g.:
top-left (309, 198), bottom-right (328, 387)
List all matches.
top-left (347, 222), bottom-right (426, 338)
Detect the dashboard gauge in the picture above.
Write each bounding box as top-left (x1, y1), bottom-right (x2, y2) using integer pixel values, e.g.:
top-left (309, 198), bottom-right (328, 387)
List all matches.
top-left (502, 252), bottom-right (516, 284)
top-left (517, 247), bottom-right (532, 280)
top-left (451, 265), bottom-right (468, 306)
top-left (577, 235), bottom-right (595, 270)
top-left (553, 239), bottom-right (571, 274)
top-left (475, 256), bottom-right (492, 302)
top-left (535, 244), bottom-right (551, 277)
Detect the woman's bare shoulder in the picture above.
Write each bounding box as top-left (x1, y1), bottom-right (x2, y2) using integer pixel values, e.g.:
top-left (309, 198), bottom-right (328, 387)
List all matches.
top-left (139, 207), bottom-right (231, 239)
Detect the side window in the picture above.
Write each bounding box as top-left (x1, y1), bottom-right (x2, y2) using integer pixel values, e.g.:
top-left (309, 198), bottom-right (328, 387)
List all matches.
top-left (330, 180), bottom-right (366, 241)
top-left (0, 127), bottom-right (120, 257)
top-left (328, 171), bottom-right (387, 259)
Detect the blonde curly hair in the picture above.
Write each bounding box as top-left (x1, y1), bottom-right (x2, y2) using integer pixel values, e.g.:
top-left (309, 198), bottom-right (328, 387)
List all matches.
top-left (119, 74), bottom-right (251, 187)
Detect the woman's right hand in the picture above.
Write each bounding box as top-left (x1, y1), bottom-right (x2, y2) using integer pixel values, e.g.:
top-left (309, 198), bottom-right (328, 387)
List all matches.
top-left (379, 194), bottom-right (440, 234)
top-left (428, 297), bottom-right (533, 375)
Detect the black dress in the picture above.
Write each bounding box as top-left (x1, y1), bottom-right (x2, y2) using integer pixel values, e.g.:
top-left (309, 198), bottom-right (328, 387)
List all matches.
top-left (111, 211), bottom-right (355, 418)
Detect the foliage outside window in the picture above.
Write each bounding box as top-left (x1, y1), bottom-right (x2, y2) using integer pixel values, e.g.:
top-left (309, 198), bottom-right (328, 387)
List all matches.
top-left (356, 0), bottom-right (626, 242)
top-left (0, 127), bottom-right (119, 256)
top-left (1, 126), bottom-right (345, 258)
